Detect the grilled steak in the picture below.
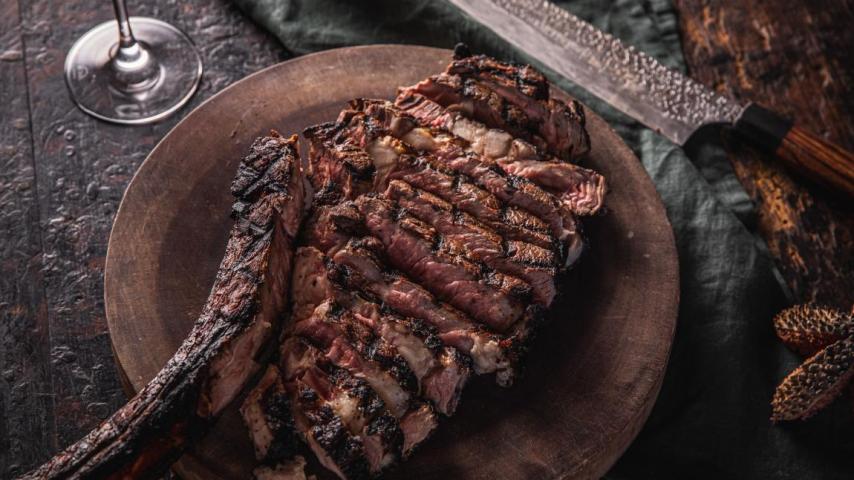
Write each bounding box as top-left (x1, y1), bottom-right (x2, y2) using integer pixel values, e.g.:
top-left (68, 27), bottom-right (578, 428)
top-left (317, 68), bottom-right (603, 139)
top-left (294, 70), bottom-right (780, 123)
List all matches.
top-left (23, 133), bottom-right (305, 480)
top-left (400, 44), bottom-right (590, 162)
top-left (240, 51), bottom-right (606, 479)
top-left (388, 94), bottom-right (606, 216)
top-left (25, 50), bottom-right (603, 480)
top-left (308, 107), bottom-right (583, 259)
top-left (347, 94), bottom-right (605, 220)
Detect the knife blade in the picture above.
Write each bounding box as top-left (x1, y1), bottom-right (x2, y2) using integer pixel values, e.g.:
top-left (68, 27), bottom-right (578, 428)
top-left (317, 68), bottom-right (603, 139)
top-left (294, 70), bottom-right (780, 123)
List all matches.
top-left (447, 0), bottom-right (854, 198)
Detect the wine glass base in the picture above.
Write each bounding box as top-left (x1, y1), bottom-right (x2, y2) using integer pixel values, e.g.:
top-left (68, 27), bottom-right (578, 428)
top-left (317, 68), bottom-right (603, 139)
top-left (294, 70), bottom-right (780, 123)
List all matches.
top-left (65, 17), bottom-right (203, 125)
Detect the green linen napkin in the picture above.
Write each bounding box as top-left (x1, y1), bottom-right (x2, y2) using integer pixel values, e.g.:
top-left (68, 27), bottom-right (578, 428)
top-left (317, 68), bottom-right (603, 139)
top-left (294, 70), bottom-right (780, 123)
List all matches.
top-left (231, 1), bottom-right (854, 478)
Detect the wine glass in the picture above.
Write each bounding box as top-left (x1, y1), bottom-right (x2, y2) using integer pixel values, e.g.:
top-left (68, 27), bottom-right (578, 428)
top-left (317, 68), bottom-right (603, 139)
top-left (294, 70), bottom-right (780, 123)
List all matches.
top-left (64, 0), bottom-right (203, 125)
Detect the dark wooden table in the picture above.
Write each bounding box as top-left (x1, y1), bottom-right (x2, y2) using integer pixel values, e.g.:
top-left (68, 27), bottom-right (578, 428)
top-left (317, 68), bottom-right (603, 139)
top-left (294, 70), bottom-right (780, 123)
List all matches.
top-left (0, 0), bottom-right (851, 478)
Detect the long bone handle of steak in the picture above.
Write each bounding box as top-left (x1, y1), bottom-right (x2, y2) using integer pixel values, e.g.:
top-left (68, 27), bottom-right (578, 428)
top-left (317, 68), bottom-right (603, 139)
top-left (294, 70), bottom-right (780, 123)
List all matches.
top-left (20, 133), bottom-right (305, 480)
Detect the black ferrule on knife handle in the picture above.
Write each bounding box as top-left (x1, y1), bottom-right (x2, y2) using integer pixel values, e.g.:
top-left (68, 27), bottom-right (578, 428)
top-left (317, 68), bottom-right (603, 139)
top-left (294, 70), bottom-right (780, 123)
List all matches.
top-left (733, 103), bottom-right (793, 154)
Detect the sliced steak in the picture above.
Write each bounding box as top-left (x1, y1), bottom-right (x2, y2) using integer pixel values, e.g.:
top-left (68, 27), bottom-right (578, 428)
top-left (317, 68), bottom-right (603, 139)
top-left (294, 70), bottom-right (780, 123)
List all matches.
top-left (304, 121), bottom-right (375, 204)
top-left (403, 46), bottom-right (590, 161)
top-left (404, 72), bottom-right (542, 150)
top-left (381, 94), bottom-right (605, 217)
top-left (385, 179), bottom-right (557, 306)
top-left (337, 107), bottom-right (579, 245)
top-left (294, 301), bottom-right (439, 455)
top-left (247, 337), bottom-right (400, 477)
top-left (346, 296), bottom-right (472, 415)
top-left (23, 133), bottom-right (305, 480)
top-left (385, 151), bottom-right (557, 251)
top-left (326, 241), bottom-right (517, 383)
top-left (309, 109), bottom-right (561, 252)
top-left (240, 51), bottom-right (603, 480)
top-left (333, 106), bottom-right (586, 265)
top-left (288, 366), bottom-right (372, 480)
top-left (353, 194), bottom-right (529, 331)
top-left (498, 159), bottom-right (606, 216)
top-left (294, 301), bottom-right (421, 400)
top-left (241, 366), bottom-right (301, 465)
top-left (384, 148), bottom-right (582, 267)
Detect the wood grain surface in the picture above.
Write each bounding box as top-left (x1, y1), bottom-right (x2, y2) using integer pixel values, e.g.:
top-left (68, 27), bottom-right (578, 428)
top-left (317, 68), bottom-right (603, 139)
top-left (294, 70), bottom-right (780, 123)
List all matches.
top-left (675, 0), bottom-right (854, 308)
top-left (103, 46), bottom-right (679, 480)
top-left (0, 1), bottom-right (55, 475)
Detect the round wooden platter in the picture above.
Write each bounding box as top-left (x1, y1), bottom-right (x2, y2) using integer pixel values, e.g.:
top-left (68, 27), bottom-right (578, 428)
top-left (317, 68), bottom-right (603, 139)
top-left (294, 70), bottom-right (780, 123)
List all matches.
top-left (105, 45), bottom-right (679, 480)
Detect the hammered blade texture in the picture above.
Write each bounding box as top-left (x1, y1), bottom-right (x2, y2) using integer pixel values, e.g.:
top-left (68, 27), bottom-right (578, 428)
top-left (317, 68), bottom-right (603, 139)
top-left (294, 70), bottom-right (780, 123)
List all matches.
top-left (449, 0), bottom-right (744, 144)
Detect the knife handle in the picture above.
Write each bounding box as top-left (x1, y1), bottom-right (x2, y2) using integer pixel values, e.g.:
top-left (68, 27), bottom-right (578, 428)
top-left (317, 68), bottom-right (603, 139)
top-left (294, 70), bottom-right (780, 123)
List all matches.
top-left (734, 104), bottom-right (854, 199)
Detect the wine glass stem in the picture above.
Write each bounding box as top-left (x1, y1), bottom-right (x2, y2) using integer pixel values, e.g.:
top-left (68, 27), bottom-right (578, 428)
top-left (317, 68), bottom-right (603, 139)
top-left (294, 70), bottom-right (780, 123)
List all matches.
top-left (112, 0), bottom-right (136, 50)
top-left (110, 0), bottom-right (159, 89)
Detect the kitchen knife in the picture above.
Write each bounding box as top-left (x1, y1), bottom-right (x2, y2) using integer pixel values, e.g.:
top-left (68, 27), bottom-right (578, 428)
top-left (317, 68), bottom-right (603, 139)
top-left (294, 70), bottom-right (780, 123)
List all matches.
top-left (448, 0), bottom-right (854, 198)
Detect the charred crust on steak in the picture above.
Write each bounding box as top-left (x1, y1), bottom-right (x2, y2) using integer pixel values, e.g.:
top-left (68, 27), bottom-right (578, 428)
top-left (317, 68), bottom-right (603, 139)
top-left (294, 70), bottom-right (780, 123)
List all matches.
top-left (238, 51), bottom-right (602, 479)
top-left (300, 394), bottom-right (371, 480)
top-left (366, 414), bottom-right (404, 451)
top-left (324, 365), bottom-right (387, 419)
top-left (25, 133), bottom-right (304, 480)
top-left (261, 389), bottom-right (302, 463)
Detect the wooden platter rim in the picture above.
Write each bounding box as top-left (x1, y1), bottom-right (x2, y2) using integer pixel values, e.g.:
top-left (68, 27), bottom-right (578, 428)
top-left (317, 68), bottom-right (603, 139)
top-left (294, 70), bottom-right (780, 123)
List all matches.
top-left (104, 45), bottom-right (679, 480)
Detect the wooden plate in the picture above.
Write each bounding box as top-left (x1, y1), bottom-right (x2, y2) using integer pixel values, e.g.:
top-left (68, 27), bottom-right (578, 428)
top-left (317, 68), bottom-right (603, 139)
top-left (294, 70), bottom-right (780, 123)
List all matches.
top-left (105, 45), bottom-right (679, 480)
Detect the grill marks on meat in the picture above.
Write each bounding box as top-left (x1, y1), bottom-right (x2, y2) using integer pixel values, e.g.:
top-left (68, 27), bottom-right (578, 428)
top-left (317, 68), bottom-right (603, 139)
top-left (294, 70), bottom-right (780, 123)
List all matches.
top-left (386, 151), bottom-right (557, 251)
top-left (245, 337), bottom-right (398, 478)
top-left (304, 122), bottom-right (375, 204)
top-left (25, 133), bottom-right (305, 480)
top-left (245, 245), bottom-right (473, 477)
top-left (336, 101), bottom-right (597, 272)
top-left (388, 94), bottom-right (605, 217)
top-left (241, 365), bottom-right (303, 465)
top-left (344, 295), bottom-right (472, 415)
top-left (295, 301), bottom-right (419, 415)
top-left (242, 52), bottom-right (604, 480)
top-left (385, 180), bottom-right (557, 306)
top-left (325, 242), bottom-right (514, 380)
top-left (337, 106), bottom-right (581, 246)
top-left (403, 47), bottom-right (590, 161)
top-left (354, 194), bottom-right (529, 332)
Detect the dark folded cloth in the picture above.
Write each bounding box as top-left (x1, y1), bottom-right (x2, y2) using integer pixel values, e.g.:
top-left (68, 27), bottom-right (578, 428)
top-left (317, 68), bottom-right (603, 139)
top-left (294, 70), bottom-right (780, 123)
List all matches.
top-left (232, 0), bottom-right (854, 478)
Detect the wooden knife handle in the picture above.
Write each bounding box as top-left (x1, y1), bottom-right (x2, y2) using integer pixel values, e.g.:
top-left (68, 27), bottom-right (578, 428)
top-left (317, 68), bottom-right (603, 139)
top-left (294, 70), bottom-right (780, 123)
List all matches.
top-left (734, 104), bottom-right (854, 199)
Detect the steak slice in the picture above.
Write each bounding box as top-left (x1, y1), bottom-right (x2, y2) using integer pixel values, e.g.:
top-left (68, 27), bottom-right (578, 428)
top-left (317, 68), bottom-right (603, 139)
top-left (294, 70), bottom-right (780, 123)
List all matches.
top-left (23, 133), bottom-right (305, 480)
top-left (334, 107), bottom-right (580, 244)
top-left (385, 179), bottom-right (557, 306)
top-left (244, 336), bottom-right (401, 477)
top-left (304, 121), bottom-right (375, 204)
top-left (306, 116), bottom-right (560, 253)
top-left (241, 365), bottom-right (304, 465)
top-left (386, 151), bottom-right (560, 251)
top-left (342, 294), bottom-right (472, 415)
top-left (294, 301), bottom-right (421, 407)
top-left (353, 194), bottom-right (529, 332)
top-left (326, 242), bottom-right (518, 383)
top-left (281, 341), bottom-right (373, 480)
top-left (295, 303), bottom-right (439, 456)
top-left (402, 46), bottom-right (590, 161)
top-left (363, 307), bottom-right (472, 415)
top-left (260, 240), bottom-right (452, 477)
top-left (282, 336), bottom-right (401, 475)
top-left (381, 95), bottom-right (606, 216)
top-left (329, 107), bottom-right (587, 267)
